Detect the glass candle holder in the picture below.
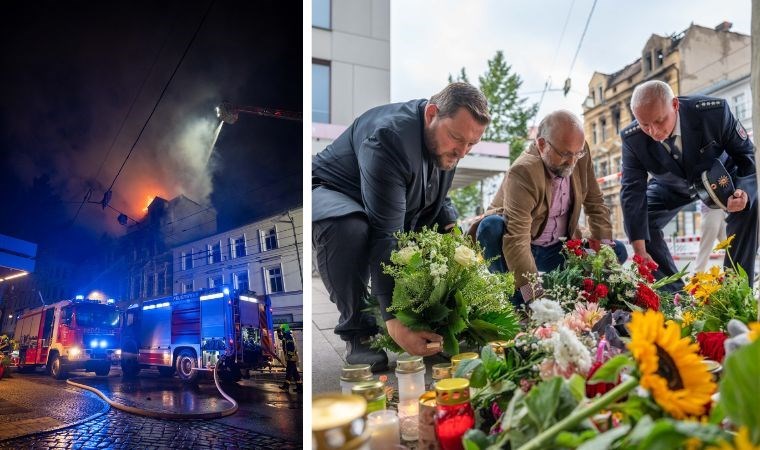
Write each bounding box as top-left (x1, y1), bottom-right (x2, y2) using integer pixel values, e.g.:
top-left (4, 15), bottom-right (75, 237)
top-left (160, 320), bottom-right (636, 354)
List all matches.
top-left (486, 340), bottom-right (509, 359)
top-left (312, 393), bottom-right (371, 450)
top-left (430, 363), bottom-right (452, 391)
top-left (395, 354), bottom-right (425, 441)
top-left (366, 410), bottom-right (401, 450)
top-left (417, 391), bottom-right (439, 450)
top-left (352, 380), bottom-right (387, 415)
top-left (449, 352), bottom-right (479, 378)
top-left (434, 378), bottom-right (475, 450)
top-left (341, 364), bottom-right (374, 394)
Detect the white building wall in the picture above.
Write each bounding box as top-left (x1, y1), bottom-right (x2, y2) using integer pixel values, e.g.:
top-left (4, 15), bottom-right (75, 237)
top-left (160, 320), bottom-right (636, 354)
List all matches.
top-left (171, 208), bottom-right (303, 324)
top-left (708, 76), bottom-right (753, 138)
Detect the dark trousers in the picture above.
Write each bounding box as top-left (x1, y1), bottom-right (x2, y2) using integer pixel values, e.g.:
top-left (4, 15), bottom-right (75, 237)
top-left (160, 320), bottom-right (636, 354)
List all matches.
top-left (644, 185), bottom-right (758, 289)
top-left (476, 215), bottom-right (628, 305)
top-left (285, 361), bottom-right (300, 383)
top-left (313, 214), bottom-right (377, 340)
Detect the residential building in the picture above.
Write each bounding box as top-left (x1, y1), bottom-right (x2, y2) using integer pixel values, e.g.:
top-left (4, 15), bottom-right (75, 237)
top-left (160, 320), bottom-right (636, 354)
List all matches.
top-left (583, 22), bottom-right (750, 239)
top-left (172, 207), bottom-right (303, 326)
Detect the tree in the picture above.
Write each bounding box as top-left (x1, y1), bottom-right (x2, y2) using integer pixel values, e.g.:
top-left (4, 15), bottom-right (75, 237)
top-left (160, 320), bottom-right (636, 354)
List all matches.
top-left (447, 51), bottom-right (538, 218)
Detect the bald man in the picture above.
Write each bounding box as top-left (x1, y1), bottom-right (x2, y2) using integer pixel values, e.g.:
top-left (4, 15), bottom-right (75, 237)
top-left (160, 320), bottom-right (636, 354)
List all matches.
top-left (620, 80), bottom-right (757, 288)
top-left (472, 110), bottom-right (626, 305)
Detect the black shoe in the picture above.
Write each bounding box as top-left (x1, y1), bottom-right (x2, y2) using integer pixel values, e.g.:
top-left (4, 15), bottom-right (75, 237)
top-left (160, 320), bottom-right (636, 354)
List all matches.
top-left (346, 335), bottom-right (388, 372)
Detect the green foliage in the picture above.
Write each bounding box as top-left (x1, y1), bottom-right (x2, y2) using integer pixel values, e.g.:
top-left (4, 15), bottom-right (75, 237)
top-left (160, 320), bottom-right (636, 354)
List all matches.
top-left (377, 227), bottom-right (517, 355)
top-left (589, 354), bottom-right (634, 384)
top-left (450, 50), bottom-right (538, 163)
top-left (719, 338), bottom-right (760, 444)
top-left (449, 182), bottom-right (483, 218)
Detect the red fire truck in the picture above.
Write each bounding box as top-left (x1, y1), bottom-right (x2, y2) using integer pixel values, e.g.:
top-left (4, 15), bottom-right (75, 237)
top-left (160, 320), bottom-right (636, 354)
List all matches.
top-left (13, 299), bottom-right (121, 379)
top-left (120, 287), bottom-right (274, 383)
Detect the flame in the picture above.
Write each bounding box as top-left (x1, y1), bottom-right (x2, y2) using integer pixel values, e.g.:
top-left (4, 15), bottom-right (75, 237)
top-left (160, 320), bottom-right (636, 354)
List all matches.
top-left (143, 196), bottom-right (155, 212)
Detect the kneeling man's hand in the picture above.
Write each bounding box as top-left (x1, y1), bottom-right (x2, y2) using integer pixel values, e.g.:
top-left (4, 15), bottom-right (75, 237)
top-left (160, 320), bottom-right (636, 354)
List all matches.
top-left (386, 318), bottom-right (443, 356)
top-left (726, 189), bottom-right (748, 213)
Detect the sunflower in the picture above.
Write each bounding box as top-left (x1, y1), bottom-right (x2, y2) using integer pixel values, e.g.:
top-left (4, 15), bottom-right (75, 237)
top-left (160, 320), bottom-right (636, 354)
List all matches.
top-left (707, 427), bottom-right (760, 450)
top-left (749, 322), bottom-right (760, 343)
top-left (627, 310), bottom-right (717, 419)
top-left (713, 235), bottom-right (735, 251)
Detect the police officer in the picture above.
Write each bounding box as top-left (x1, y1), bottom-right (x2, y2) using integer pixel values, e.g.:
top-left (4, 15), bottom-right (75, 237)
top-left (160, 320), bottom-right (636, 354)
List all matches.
top-left (277, 324), bottom-right (301, 393)
top-left (620, 80), bottom-right (757, 288)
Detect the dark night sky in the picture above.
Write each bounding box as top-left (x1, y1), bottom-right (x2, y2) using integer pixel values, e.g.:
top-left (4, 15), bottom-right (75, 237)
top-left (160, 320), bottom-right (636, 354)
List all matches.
top-left (0, 1), bottom-right (302, 263)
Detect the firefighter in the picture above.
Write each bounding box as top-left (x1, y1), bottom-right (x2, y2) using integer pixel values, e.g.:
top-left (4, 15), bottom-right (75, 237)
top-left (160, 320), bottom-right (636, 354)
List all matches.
top-left (277, 324), bottom-right (301, 393)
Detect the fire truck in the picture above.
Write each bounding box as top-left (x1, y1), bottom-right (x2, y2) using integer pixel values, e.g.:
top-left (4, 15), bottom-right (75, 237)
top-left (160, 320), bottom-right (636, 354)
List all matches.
top-left (13, 299), bottom-right (121, 379)
top-left (120, 287), bottom-right (274, 383)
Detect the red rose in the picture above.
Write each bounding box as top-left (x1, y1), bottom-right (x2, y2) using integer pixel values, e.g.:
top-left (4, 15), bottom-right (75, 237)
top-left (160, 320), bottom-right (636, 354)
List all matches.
top-left (566, 239), bottom-right (582, 249)
top-left (696, 331), bottom-right (728, 363)
top-left (635, 283), bottom-right (660, 311)
top-left (585, 361), bottom-right (618, 397)
top-left (594, 283), bottom-right (609, 298)
top-left (633, 254), bottom-right (644, 265)
top-left (583, 278), bottom-right (595, 293)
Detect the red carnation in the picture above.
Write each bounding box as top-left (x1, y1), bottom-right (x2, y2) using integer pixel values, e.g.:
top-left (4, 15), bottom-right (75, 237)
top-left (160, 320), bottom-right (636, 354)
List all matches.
top-left (696, 331), bottom-right (728, 363)
top-left (583, 278), bottom-right (595, 293)
top-left (566, 239), bottom-right (582, 249)
top-left (594, 283), bottom-right (609, 298)
top-left (635, 282), bottom-right (660, 311)
top-left (585, 361), bottom-right (618, 397)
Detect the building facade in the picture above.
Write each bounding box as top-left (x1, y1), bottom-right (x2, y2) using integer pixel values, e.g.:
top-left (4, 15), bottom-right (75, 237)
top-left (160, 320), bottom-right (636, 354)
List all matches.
top-left (171, 207), bottom-right (303, 326)
top-left (583, 22), bottom-right (750, 239)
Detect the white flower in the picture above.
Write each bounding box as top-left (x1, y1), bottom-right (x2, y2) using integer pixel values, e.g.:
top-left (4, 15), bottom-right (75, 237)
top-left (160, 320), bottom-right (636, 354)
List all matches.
top-left (453, 245), bottom-right (477, 267)
top-left (430, 262), bottom-right (448, 278)
top-left (529, 299), bottom-right (564, 325)
top-left (393, 246), bottom-right (418, 265)
top-left (550, 326), bottom-right (592, 375)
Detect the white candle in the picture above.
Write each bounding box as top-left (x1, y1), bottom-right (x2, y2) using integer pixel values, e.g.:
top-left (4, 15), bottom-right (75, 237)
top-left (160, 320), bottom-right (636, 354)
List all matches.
top-left (397, 398), bottom-right (419, 441)
top-left (367, 410), bottom-right (400, 450)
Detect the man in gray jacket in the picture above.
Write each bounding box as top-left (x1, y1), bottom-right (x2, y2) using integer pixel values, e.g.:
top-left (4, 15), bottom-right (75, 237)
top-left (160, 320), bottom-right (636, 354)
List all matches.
top-left (313, 83), bottom-right (490, 371)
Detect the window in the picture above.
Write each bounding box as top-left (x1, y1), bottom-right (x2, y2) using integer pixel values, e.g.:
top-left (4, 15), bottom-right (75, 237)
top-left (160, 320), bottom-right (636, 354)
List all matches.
top-left (643, 51), bottom-right (653, 73)
top-left (232, 236), bottom-right (246, 258)
top-left (208, 275), bottom-right (223, 289)
top-left (235, 271), bottom-right (249, 292)
top-left (266, 267), bottom-right (284, 293)
top-left (183, 251), bottom-right (193, 270)
top-left (312, 0), bottom-right (330, 28)
top-left (601, 118), bottom-right (608, 142)
top-left (208, 242), bottom-right (222, 264)
top-left (592, 122), bottom-right (598, 145)
top-left (612, 108), bottom-right (621, 135)
top-left (733, 93), bottom-right (748, 121)
top-left (146, 274), bottom-right (155, 298)
top-left (312, 62), bottom-right (330, 123)
top-left (157, 272), bottom-right (165, 295)
top-left (656, 49), bottom-right (664, 67)
top-left (183, 280), bottom-right (194, 293)
top-left (600, 161), bottom-right (609, 177)
top-left (596, 85), bottom-right (604, 105)
top-left (262, 227), bottom-right (278, 251)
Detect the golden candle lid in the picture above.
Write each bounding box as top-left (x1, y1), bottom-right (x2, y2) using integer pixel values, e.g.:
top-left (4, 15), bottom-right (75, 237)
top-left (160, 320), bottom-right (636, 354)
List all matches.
top-left (419, 390), bottom-right (437, 408)
top-left (450, 352), bottom-right (479, 368)
top-left (395, 354), bottom-right (424, 374)
top-left (351, 380), bottom-right (385, 401)
top-left (435, 378), bottom-right (471, 405)
top-left (432, 363), bottom-right (452, 380)
top-left (312, 394), bottom-right (370, 450)
top-left (487, 340), bottom-right (509, 355)
top-left (341, 364), bottom-right (373, 381)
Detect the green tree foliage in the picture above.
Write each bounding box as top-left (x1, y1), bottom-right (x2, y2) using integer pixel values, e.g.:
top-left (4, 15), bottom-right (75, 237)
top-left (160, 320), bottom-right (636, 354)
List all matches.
top-left (449, 182), bottom-right (481, 217)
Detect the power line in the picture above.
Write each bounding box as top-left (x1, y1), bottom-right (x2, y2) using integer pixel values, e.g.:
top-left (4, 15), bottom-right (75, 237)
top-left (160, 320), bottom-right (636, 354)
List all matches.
top-left (565, 0), bottom-right (598, 81)
top-left (105, 0), bottom-right (215, 195)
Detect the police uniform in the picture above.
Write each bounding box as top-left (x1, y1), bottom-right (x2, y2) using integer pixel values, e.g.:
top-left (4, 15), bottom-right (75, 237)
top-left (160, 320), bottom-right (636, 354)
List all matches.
top-left (620, 96), bottom-right (757, 287)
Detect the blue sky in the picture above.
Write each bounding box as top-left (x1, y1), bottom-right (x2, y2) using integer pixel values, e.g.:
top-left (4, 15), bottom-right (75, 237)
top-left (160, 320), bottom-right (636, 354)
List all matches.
top-left (391, 0), bottom-right (752, 119)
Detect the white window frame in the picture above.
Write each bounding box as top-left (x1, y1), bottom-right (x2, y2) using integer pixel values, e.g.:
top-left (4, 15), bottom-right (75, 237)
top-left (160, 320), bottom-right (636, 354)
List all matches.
top-left (263, 264), bottom-right (285, 294)
top-left (232, 235), bottom-right (246, 259)
top-left (208, 275), bottom-right (223, 289)
top-left (182, 250), bottom-right (193, 271)
top-left (235, 270), bottom-right (250, 292)
top-left (260, 226), bottom-right (279, 252)
top-left (183, 280), bottom-right (194, 293)
top-left (208, 241), bottom-right (222, 264)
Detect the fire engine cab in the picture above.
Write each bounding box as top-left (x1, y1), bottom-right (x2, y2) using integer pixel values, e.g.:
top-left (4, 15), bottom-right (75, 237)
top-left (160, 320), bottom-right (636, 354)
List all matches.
top-left (13, 298), bottom-right (121, 379)
top-left (120, 287), bottom-right (273, 383)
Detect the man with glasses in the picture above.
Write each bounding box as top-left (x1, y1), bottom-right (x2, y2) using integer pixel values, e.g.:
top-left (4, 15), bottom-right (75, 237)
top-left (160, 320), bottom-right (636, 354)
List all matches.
top-left (620, 80), bottom-right (756, 288)
top-left (472, 110), bottom-right (626, 306)
top-left (313, 83), bottom-right (490, 370)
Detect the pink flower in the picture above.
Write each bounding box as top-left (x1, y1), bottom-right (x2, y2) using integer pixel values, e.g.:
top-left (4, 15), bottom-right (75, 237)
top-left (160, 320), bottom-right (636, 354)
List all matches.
top-left (534, 325), bottom-right (554, 339)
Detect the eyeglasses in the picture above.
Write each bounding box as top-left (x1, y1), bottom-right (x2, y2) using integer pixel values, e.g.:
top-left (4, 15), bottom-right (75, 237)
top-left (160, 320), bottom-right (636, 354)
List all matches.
top-left (545, 139), bottom-right (587, 161)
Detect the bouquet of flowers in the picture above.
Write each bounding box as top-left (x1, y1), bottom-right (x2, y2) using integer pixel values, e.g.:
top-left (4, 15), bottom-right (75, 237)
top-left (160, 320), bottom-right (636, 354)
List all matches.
top-left (538, 239), bottom-right (681, 313)
top-left (374, 226), bottom-right (518, 355)
top-left (679, 235), bottom-right (758, 362)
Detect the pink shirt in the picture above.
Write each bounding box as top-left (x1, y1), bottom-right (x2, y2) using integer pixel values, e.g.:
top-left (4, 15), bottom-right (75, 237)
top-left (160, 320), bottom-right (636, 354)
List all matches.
top-left (532, 175), bottom-right (572, 246)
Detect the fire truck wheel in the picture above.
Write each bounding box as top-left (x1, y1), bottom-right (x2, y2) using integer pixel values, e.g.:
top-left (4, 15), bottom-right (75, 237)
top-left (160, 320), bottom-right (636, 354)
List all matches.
top-left (175, 349), bottom-right (199, 382)
top-left (49, 354), bottom-right (67, 380)
top-left (121, 342), bottom-right (140, 379)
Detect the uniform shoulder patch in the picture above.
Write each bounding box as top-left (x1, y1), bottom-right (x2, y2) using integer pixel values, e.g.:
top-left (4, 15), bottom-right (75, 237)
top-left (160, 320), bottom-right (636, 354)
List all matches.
top-left (622, 123), bottom-right (641, 137)
top-left (694, 99), bottom-right (725, 111)
top-left (737, 121), bottom-right (748, 140)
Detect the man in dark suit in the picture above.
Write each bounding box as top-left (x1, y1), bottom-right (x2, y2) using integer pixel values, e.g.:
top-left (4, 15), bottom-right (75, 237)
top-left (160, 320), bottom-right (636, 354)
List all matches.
top-left (620, 80), bottom-right (756, 289)
top-left (313, 83), bottom-right (490, 371)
